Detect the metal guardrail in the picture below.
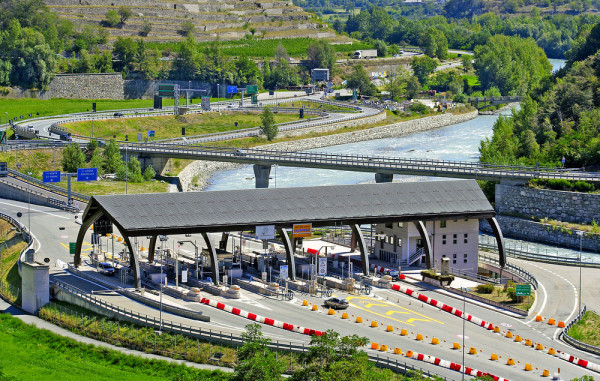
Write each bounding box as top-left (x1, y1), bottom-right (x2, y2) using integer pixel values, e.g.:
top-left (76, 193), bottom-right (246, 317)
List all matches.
top-left (7, 169), bottom-right (90, 203)
top-left (477, 252), bottom-right (539, 289)
top-left (0, 212), bottom-right (34, 276)
top-left (51, 278), bottom-right (445, 378)
top-left (0, 177), bottom-right (78, 212)
top-left (443, 286), bottom-right (529, 316)
top-left (561, 306), bottom-right (600, 356)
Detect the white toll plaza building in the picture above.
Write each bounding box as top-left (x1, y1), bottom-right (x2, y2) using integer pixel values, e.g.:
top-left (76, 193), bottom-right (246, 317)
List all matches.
top-left (374, 218), bottom-right (480, 272)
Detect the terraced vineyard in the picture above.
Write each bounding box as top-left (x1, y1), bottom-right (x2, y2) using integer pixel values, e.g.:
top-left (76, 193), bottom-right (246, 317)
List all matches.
top-left (46, 0), bottom-right (336, 42)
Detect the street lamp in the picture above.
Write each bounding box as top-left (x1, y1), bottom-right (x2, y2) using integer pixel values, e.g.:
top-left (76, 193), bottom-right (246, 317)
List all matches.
top-left (158, 235), bottom-right (169, 331)
top-left (576, 230), bottom-right (584, 313)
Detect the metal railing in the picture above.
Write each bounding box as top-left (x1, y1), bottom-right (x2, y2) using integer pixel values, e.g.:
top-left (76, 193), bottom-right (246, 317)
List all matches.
top-left (7, 169), bottom-right (90, 202)
top-left (51, 278), bottom-right (445, 378)
top-left (477, 252), bottom-right (539, 289)
top-left (449, 266), bottom-right (500, 284)
top-left (443, 287), bottom-right (529, 316)
top-left (0, 212), bottom-right (33, 277)
top-left (561, 306), bottom-right (600, 356)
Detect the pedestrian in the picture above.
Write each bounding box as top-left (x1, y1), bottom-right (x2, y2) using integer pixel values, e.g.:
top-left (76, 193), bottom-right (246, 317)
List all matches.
top-left (562, 156), bottom-right (566, 168)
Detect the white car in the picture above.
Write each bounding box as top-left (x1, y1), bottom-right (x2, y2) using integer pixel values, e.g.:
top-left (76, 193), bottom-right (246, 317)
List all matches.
top-left (227, 103), bottom-right (236, 108)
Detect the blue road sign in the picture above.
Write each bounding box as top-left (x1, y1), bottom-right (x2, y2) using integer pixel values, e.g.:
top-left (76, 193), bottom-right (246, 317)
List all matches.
top-left (42, 171), bottom-right (61, 183)
top-left (148, 130), bottom-right (155, 137)
top-left (77, 168), bottom-right (98, 182)
top-left (227, 85), bottom-right (238, 94)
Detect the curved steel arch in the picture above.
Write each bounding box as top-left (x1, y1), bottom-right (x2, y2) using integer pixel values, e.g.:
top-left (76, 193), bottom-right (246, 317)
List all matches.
top-left (414, 221), bottom-right (433, 269)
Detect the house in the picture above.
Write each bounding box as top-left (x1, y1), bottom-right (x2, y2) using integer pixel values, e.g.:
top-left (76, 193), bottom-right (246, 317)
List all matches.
top-left (373, 218), bottom-right (479, 272)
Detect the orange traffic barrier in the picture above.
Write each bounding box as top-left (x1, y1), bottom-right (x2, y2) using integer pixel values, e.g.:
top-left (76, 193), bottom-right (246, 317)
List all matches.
top-left (371, 342), bottom-right (380, 350)
top-left (525, 339), bottom-right (533, 347)
top-left (311, 304), bottom-right (318, 311)
top-left (493, 326), bottom-right (500, 333)
top-left (548, 318), bottom-right (556, 325)
top-left (535, 343), bottom-right (544, 350)
top-left (393, 347), bottom-right (402, 355)
top-left (341, 312), bottom-right (349, 319)
top-left (355, 316), bottom-right (363, 323)
top-left (328, 308), bottom-right (335, 315)
top-left (380, 344), bottom-right (389, 352)
top-left (525, 363), bottom-right (533, 371)
top-left (548, 348), bottom-right (556, 355)
top-left (468, 347), bottom-right (477, 355)
top-left (514, 335), bottom-right (522, 342)
top-left (558, 321), bottom-right (565, 328)
top-left (302, 300), bottom-right (308, 306)
top-left (453, 342), bottom-right (461, 350)
top-left (386, 325), bottom-right (394, 332)
top-left (543, 369), bottom-right (550, 377)
top-left (400, 329), bottom-right (408, 336)
top-left (431, 337), bottom-right (440, 345)
top-left (506, 331), bottom-right (513, 338)
top-left (507, 358), bottom-right (515, 366)
top-left (371, 321), bottom-right (379, 328)
top-left (405, 350), bottom-right (413, 358)
top-left (416, 333), bottom-right (423, 341)
top-left (490, 353), bottom-right (499, 361)
top-left (535, 315), bottom-right (543, 322)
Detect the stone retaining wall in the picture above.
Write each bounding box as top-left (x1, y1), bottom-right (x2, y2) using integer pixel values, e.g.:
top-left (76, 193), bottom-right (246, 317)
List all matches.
top-left (480, 215), bottom-right (600, 252)
top-left (496, 184), bottom-right (600, 224)
top-left (49, 73), bottom-right (124, 100)
top-left (178, 110), bottom-right (479, 191)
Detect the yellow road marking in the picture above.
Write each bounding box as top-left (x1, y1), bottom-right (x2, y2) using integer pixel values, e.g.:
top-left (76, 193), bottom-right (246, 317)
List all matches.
top-left (386, 310), bottom-right (410, 316)
top-left (365, 303), bottom-right (388, 308)
top-left (348, 295), bottom-right (445, 325)
top-left (407, 318), bottom-right (434, 324)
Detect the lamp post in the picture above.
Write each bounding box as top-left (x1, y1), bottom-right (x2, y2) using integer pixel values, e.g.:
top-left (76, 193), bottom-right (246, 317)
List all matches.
top-left (576, 230), bottom-right (584, 313)
top-left (158, 235), bottom-right (169, 331)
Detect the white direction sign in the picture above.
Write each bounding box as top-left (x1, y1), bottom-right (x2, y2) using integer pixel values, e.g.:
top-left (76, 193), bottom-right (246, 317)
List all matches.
top-left (181, 269), bottom-right (188, 283)
top-left (318, 257), bottom-right (327, 276)
top-left (280, 265), bottom-right (288, 279)
top-left (256, 225), bottom-right (275, 240)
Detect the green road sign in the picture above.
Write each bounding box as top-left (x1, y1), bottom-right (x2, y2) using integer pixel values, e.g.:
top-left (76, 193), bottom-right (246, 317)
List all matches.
top-left (246, 85), bottom-right (258, 94)
top-left (0, 131), bottom-right (6, 144)
top-left (251, 95), bottom-right (258, 104)
top-left (158, 84), bottom-right (175, 97)
top-left (69, 242), bottom-right (76, 255)
top-left (515, 284), bottom-right (531, 296)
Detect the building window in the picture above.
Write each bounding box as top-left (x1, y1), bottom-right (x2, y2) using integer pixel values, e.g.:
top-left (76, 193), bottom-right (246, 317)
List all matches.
top-left (464, 259), bottom-right (468, 263)
top-left (398, 222), bottom-right (403, 228)
top-left (453, 254), bottom-right (457, 258)
top-left (453, 234), bottom-right (457, 239)
top-left (440, 220), bottom-right (447, 228)
top-left (464, 238), bottom-right (468, 244)
top-left (464, 234), bottom-right (468, 238)
top-left (464, 253), bottom-right (468, 258)
top-left (443, 240), bottom-right (446, 245)
top-left (442, 234), bottom-right (446, 245)
top-left (453, 260), bottom-right (456, 264)
top-left (453, 234), bottom-right (457, 245)
top-left (385, 223), bottom-right (393, 229)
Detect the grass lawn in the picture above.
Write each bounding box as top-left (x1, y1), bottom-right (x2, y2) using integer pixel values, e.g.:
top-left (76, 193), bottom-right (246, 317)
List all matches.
top-left (0, 98), bottom-right (176, 124)
top-left (462, 74), bottom-right (480, 88)
top-left (63, 111), bottom-right (306, 141)
top-left (0, 222), bottom-right (26, 304)
top-left (567, 310), bottom-right (600, 346)
top-left (59, 179), bottom-right (171, 196)
top-left (471, 285), bottom-right (535, 311)
top-left (0, 313), bottom-right (230, 381)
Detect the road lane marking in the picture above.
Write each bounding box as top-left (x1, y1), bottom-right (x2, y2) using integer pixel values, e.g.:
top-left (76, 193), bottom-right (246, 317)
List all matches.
top-left (0, 200), bottom-right (72, 220)
top-left (347, 295), bottom-right (444, 326)
top-left (385, 310), bottom-right (409, 316)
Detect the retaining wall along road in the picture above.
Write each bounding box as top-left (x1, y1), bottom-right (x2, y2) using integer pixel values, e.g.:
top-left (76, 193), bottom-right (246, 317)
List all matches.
top-left (495, 184), bottom-right (600, 224)
top-left (178, 110), bottom-right (479, 191)
top-left (48, 73), bottom-right (124, 99)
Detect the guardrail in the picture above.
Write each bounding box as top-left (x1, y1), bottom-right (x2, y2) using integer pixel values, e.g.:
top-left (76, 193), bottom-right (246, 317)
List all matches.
top-left (443, 286), bottom-right (529, 316)
top-left (0, 177), bottom-right (79, 212)
top-left (477, 252), bottom-right (539, 289)
top-left (7, 169), bottom-right (90, 203)
top-left (478, 237), bottom-right (600, 268)
top-left (51, 278), bottom-right (445, 378)
top-left (561, 306), bottom-right (600, 356)
top-left (0, 212), bottom-right (33, 277)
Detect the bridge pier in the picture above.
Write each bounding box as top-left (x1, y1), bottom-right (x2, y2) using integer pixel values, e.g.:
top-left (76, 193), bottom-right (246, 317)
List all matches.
top-left (375, 173), bottom-right (393, 183)
top-left (253, 164), bottom-right (271, 188)
top-left (127, 153), bottom-right (170, 176)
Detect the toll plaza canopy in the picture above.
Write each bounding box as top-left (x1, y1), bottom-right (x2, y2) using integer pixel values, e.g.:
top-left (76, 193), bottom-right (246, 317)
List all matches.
top-left (75, 179), bottom-right (505, 289)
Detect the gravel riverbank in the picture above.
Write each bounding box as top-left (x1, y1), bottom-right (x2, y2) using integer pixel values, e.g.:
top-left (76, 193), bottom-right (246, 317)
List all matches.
top-left (178, 110), bottom-right (479, 191)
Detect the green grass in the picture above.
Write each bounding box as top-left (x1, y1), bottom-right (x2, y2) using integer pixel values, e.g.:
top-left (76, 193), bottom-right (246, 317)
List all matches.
top-left (462, 74), bottom-right (480, 87)
top-left (471, 285), bottom-right (535, 311)
top-left (567, 310), bottom-right (600, 346)
top-left (64, 111), bottom-right (305, 141)
top-left (145, 38), bottom-right (373, 58)
top-left (60, 179), bottom-right (171, 196)
top-left (0, 225), bottom-right (25, 305)
top-left (0, 98), bottom-right (177, 124)
top-left (0, 313), bottom-right (230, 381)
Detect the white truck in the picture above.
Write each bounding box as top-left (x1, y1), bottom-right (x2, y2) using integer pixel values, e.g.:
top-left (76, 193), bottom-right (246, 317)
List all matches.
top-left (353, 49), bottom-right (378, 59)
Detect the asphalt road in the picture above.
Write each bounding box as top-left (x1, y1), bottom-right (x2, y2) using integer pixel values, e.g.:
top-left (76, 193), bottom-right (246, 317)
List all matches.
top-left (3, 197), bottom-right (599, 380)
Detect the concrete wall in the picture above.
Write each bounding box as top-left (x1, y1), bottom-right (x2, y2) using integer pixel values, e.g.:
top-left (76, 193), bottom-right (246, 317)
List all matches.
top-left (49, 73), bottom-right (124, 100)
top-left (480, 215), bottom-right (600, 252)
top-left (21, 262), bottom-right (49, 314)
top-left (496, 184), bottom-right (600, 224)
top-left (0, 181), bottom-right (62, 210)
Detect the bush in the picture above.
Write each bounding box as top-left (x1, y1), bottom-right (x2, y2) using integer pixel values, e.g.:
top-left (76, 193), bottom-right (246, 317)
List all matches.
top-left (574, 181), bottom-right (595, 192)
top-left (105, 10), bottom-right (120, 27)
top-left (180, 21), bottom-right (195, 37)
top-left (410, 102), bottom-right (430, 114)
top-left (476, 283), bottom-right (495, 294)
top-left (506, 287), bottom-right (518, 302)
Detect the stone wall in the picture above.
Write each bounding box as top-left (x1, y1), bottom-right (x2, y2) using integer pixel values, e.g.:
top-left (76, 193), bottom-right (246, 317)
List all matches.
top-left (480, 215), bottom-right (600, 253)
top-left (49, 73), bottom-right (124, 99)
top-left (495, 184), bottom-right (600, 224)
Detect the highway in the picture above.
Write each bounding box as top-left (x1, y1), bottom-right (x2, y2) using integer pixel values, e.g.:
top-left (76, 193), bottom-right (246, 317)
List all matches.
top-left (2, 197), bottom-right (599, 380)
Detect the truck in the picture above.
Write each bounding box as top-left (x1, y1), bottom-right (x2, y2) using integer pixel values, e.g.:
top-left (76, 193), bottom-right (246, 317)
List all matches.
top-left (353, 49), bottom-right (378, 59)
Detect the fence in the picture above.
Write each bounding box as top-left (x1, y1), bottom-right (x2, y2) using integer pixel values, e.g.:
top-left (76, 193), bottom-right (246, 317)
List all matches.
top-left (561, 306), bottom-right (600, 356)
top-left (50, 279), bottom-right (446, 378)
top-left (477, 253), bottom-right (539, 289)
top-left (443, 287), bottom-right (529, 317)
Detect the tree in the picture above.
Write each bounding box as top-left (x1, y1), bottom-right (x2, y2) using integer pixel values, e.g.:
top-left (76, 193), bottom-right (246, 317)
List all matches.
top-left (306, 40), bottom-right (336, 71)
top-left (118, 6), bottom-right (133, 24)
top-left (105, 10), bottom-right (120, 27)
top-left (372, 40), bottom-right (388, 57)
top-left (461, 54), bottom-right (473, 72)
top-left (102, 139), bottom-right (124, 173)
top-left (422, 28), bottom-right (448, 60)
top-left (347, 65), bottom-right (376, 96)
top-left (85, 139), bottom-right (98, 162)
top-left (61, 143), bottom-right (85, 173)
top-left (112, 37), bottom-right (138, 72)
top-left (260, 107), bottom-right (277, 141)
top-left (140, 20), bottom-right (152, 37)
top-left (410, 56), bottom-right (437, 85)
top-left (143, 165), bottom-right (156, 181)
top-left (405, 75), bottom-right (421, 99)
top-left (233, 324), bottom-right (285, 381)
top-left (444, 0), bottom-right (485, 19)
top-left (385, 68), bottom-right (410, 100)
top-left (180, 21), bottom-right (195, 37)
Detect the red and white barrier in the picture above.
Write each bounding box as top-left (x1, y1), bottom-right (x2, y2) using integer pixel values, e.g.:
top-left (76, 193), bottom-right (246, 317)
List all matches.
top-left (390, 283), bottom-right (495, 330)
top-left (405, 349), bottom-right (510, 381)
top-left (200, 297), bottom-right (324, 337)
top-left (555, 349), bottom-right (600, 373)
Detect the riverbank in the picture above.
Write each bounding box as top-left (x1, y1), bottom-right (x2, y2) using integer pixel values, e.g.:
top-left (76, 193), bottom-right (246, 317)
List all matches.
top-left (478, 102), bottom-right (520, 115)
top-left (179, 109), bottom-right (479, 191)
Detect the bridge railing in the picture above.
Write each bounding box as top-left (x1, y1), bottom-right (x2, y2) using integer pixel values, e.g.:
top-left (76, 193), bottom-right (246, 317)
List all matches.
top-left (7, 169), bottom-right (90, 203)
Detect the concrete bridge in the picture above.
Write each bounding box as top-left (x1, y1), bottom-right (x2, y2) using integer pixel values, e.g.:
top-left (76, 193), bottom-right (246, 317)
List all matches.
top-left (123, 143), bottom-right (600, 188)
top-left (468, 96), bottom-right (522, 109)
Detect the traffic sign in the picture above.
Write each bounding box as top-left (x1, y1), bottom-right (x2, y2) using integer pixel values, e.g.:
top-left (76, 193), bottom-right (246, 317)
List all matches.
top-left (42, 170), bottom-right (61, 183)
top-left (251, 95), bottom-right (258, 104)
top-left (256, 225), bottom-right (275, 240)
top-left (158, 84), bottom-right (175, 97)
top-left (69, 242), bottom-right (76, 255)
top-left (227, 85), bottom-right (238, 94)
top-left (77, 167), bottom-right (98, 182)
top-left (280, 265), bottom-right (288, 279)
top-left (148, 130), bottom-right (155, 137)
top-left (515, 284), bottom-right (531, 296)
top-left (318, 257), bottom-right (327, 276)
top-left (246, 85), bottom-right (258, 94)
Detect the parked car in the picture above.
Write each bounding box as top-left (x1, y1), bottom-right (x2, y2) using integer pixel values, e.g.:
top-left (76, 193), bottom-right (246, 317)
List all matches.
top-left (98, 262), bottom-right (115, 276)
top-left (383, 269), bottom-right (400, 281)
top-left (324, 297), bottom-right (349, 310)
top-left (113, 112), bottom-right (124, 117)
top-left (227, 103), bottom-right (235, 108)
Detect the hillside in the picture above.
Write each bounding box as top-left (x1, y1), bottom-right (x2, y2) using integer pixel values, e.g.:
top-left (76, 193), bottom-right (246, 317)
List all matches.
top-left (45, 0), bottom-right (335, 42)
